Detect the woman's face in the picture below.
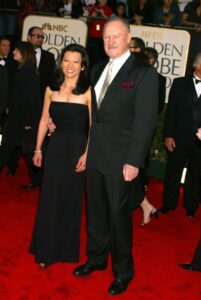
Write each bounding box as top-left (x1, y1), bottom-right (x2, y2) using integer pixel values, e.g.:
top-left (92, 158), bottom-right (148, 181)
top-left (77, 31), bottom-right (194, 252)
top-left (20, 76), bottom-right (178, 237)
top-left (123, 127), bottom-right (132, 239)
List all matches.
top-left (117, 4), bottom-right (125, 16)
top-left (13, 48), bottom-right (23, 63)
top-left (163, 0), bottom-right (173, 5)
top-left (61, 51), bottom-right (83, 79)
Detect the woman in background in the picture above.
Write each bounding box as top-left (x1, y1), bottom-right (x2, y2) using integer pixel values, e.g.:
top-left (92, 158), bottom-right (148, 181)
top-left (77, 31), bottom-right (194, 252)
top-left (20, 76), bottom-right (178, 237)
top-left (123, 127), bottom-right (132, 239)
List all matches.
top-left (0, 41), bottom-right (42, 186)
top-left (154, 0), bottom-right (181, 27)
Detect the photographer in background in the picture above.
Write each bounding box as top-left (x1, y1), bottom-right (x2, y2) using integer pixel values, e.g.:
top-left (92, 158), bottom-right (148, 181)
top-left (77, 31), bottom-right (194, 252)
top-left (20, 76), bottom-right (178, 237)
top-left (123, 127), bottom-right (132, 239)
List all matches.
top-left (87, 0), bottom-right (113, 66)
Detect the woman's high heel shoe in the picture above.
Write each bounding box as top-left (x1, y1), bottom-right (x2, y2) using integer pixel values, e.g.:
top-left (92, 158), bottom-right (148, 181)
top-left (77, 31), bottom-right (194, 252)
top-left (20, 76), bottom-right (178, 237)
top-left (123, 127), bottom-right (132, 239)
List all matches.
top-left (141, 209), bottom-right (159, 226)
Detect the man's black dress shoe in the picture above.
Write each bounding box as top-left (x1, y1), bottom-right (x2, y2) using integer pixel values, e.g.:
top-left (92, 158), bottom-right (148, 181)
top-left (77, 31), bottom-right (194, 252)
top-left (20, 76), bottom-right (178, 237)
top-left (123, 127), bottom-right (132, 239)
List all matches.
top-left (73, 262), bottom-right (107, 276)
top-left (22, 183), bottom-right (40, 190)
top-left (178, 263), bottom-right (194, 271)
top-left (108, 278), bottom-right (131, 295)
top-left (6, 170), bottom-right (16, 176)
top-left (6, 167), bottom-right (18, 176)
top-left (158, 206), bottom-right (170, 214)
top-left (186, 211), bottom-right (195, 218)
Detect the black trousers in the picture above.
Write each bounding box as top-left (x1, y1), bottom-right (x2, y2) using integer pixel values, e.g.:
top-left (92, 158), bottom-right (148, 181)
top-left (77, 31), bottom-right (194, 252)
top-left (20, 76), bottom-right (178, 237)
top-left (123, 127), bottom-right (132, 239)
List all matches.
top-left (192, 240), bottom-right (201, 271)
top-left (162, 142), bottom-right (201, 214)
top-left (0, 144), bottom-right (41, 185)
top-left (86, 169), bottom-right (134, 280)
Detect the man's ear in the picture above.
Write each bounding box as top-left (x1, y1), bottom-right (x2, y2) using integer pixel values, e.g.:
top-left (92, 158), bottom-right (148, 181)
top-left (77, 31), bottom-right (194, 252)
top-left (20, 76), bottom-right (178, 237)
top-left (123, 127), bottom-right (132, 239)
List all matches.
top-left (127, 32), bottom-right (132, 45)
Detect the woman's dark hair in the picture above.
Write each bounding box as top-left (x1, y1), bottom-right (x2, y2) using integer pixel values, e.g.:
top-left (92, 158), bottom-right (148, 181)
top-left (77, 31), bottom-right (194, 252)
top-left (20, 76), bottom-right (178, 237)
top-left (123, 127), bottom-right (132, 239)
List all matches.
top-left (51, 43), bottom-right (91, 95)
top-left (15, 41), bottom-right (37, 70)
top-left (115, 2), bottom-right (128, 19)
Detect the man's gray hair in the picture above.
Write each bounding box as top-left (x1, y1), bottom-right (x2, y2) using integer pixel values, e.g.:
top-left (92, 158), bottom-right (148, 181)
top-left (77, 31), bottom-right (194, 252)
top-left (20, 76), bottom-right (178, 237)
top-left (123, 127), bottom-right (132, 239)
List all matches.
top-left (193, 52), bottom-right (201, 68)
top-left (103, 16), bottom-right (130, 33)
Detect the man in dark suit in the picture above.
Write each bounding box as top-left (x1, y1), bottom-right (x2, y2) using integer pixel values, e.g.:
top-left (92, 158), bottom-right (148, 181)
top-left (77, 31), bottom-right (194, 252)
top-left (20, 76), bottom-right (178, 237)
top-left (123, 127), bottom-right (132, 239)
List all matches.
top-left (23, 26), bottom-right (55, 189)
top-left (159, 52), bottom-right (201, 218)
top-left (27, 26), bottom-right (55, 101)
top-left (73, 16), bottom-right (159, 295)
top-left (179, 127), bottom-right (201, 272)
top-left (0, 65), bottom-right (8, 124)
top-left (0, 36), bottom-right (19, 176)
top-left (144, 47), bottom-right (166, 114)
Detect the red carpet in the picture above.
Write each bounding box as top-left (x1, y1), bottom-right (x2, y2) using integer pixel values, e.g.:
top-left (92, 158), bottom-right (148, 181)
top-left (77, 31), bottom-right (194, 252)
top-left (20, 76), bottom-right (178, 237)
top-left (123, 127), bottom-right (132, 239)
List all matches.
top-left (0, 158), bottom-right (201, 300)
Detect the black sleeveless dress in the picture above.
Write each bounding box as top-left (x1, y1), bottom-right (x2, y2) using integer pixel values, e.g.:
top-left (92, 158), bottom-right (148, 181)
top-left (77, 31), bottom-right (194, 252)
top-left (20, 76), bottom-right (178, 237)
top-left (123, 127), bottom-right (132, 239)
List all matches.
top-left (30, 102), bottom-right (89, 265)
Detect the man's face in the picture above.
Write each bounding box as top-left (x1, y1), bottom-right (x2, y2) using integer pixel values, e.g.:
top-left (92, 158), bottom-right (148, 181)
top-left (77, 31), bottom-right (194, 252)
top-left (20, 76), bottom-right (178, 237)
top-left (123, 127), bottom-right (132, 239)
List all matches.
top-left (103, 21), bottom-right (131, 60)
top-left (27, 28), bottom-right (45, 48)
top-left (0, 39), bottom-right (11, 57)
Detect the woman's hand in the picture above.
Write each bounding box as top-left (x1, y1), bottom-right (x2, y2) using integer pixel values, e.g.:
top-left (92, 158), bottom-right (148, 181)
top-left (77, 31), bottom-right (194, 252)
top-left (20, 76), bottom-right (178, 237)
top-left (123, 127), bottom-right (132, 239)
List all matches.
top-left (76, 152), bottom-right (87, 172)
top-left (165, 137), bottom-right (176, 152)
top-left (33, 152), bottom-right (43, 167)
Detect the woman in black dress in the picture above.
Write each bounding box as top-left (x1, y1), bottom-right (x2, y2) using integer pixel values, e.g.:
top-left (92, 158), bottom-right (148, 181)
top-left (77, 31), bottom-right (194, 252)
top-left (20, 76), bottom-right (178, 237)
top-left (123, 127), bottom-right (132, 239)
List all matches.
top-left (29, 44), bottom-right (91, 268)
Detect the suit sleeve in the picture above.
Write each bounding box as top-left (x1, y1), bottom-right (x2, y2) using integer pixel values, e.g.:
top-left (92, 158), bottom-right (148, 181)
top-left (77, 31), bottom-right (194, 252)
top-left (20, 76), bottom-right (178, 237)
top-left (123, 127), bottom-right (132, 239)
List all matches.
top-left (125, 66), bottom-right (159, 168)
top-left (163, 79), bottom-right (178, 139)
top-left (0, 67), bottom-right (8, 119)
top-left (158, 74), bottom-right (166, 114)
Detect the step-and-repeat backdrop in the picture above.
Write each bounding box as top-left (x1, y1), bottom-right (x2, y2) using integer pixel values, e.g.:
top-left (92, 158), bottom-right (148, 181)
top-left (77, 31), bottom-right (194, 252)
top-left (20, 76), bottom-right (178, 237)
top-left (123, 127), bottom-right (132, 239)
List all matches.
top-left (22, 15), bottom-right (88, 60)
top-left (130, 25), bottom-right (190, 101)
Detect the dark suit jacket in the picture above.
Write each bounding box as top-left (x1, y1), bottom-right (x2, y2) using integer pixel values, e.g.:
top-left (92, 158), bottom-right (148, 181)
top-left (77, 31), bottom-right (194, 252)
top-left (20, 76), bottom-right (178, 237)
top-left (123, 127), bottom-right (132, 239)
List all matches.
top-left (4, 54), bottom-right (18, 102)
top-left (38, 49), bottom-right (55, 100)
top-left (3, 63), bottom-right (42, 153)
top-left (87, 54), bottom-right (159, 175)
top-left (0, 65), bottom-right (8, 120)
top-left (158, 73), bottom-right (166, 114)
top-left (192, 239), bottom-right (201, 271)
top-left (164, 75), bottom-right (201, 147)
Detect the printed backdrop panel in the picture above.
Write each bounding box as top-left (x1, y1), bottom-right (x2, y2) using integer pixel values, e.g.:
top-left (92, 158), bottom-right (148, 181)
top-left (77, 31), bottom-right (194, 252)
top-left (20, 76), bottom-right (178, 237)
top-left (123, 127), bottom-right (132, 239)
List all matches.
top-left (22, 15), bottom-right (88, 60)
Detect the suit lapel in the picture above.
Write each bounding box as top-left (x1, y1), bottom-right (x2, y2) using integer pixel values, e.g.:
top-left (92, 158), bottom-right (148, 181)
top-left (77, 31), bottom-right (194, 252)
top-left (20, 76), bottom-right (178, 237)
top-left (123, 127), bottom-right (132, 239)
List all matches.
top-left (38, 49), bottom-right (44, 71)
top-left (97, 55), bottom-right (139, 113)
top-left (187, 76), bottom-right (197, 106)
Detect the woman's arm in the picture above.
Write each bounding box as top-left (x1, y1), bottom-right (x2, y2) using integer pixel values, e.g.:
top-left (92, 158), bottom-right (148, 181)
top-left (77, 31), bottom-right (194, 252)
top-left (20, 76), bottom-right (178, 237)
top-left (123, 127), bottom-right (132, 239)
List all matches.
top-left (33, 86), bottom-right (52, 167)
top-left (76, 87), bottom-right (92, 172)
top-left (181, 12), bottom-right (201, 30)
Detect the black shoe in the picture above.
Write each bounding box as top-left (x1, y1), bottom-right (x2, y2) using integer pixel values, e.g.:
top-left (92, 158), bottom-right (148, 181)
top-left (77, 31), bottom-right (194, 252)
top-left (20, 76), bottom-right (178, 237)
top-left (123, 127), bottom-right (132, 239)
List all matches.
top-left (22, 183), bottom-right (40, 190)
top-left (178, 263), bottom-right (194, 271)
top-left (6, 166), bottom-right (18, 176)
top-left (73, 262), bottom-right (107, 276)
top-left (108, 278), bottom-right (132, 295)
top-left (6, 170), bottom-right (16, 176)
top-left (158, 206), bottom-right (170, 214)
top-left (186, 211), bottom-right (195, 218)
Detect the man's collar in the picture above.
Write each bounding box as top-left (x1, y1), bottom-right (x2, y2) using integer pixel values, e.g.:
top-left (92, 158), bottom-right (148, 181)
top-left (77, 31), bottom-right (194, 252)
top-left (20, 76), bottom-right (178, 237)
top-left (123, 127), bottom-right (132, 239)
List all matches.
top-left (109, 50), bottom-right (130, 64)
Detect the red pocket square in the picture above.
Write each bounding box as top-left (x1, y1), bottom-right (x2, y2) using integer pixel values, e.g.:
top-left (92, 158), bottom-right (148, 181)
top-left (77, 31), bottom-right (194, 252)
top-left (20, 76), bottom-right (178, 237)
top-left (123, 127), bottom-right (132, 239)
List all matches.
top-left (120, 81), bottom-right (135, 88)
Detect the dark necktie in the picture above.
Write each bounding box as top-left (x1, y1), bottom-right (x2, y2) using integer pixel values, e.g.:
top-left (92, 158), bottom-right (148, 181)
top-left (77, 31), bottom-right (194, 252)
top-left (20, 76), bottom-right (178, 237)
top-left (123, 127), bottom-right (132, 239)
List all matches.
top-left (0, 57), bottom-right (6, 62)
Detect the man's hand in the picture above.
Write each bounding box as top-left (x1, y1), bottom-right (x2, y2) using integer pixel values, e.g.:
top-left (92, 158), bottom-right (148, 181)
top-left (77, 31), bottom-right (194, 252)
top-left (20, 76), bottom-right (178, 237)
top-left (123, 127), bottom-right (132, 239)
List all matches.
top-left (47, 118), bottom-right (56, 136)
top-left (196, 128), bottom-right (201, 140)
top-left (165, 137), bottom-right (176, 152)
top-left (123, 164), bottom-right (139, 181)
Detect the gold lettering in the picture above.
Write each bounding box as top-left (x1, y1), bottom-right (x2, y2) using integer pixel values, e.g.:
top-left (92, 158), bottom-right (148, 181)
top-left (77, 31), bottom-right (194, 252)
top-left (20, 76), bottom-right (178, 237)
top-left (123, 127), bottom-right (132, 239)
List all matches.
top-left (141, 31), bottom-right (163, 41)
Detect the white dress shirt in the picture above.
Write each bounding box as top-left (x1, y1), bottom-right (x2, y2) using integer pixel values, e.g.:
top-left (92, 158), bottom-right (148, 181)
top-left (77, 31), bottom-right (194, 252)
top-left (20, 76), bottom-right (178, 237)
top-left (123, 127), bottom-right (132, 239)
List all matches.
top-left (0, 56), bottom-right (7, 66)
top-left (193, 73), bottom-right (201, 98)
top-left (95, 50), bottom-right (131, 102)
top-left (35, 48), bottom-right (41, 69)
